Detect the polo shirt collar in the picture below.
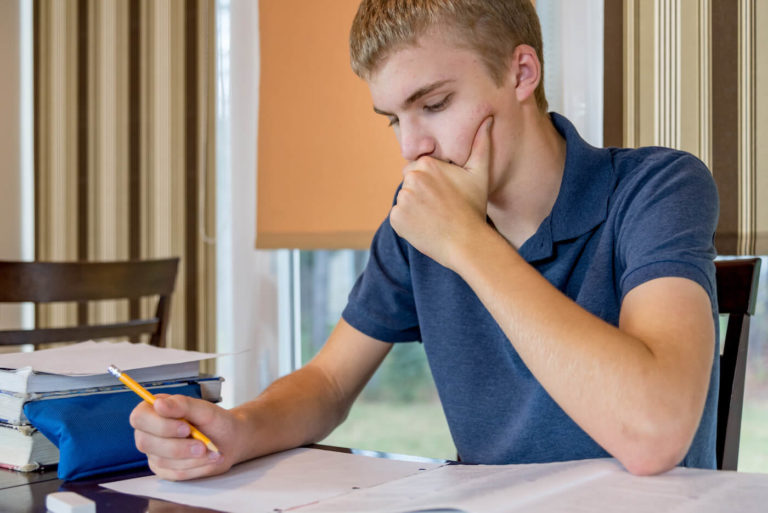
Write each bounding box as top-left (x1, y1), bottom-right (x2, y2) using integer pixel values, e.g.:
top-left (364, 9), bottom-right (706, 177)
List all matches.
top-left (519, 113), bottom-right (614, 262)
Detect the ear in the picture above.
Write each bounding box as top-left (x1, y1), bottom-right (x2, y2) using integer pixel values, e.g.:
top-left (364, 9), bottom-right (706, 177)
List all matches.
top-left (507, 44), bottom-right (541, 104)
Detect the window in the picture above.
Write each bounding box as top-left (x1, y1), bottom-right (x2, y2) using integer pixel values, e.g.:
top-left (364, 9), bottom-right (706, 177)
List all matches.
top-left (0, 0), bottom-right (34, 353)
top-left (299, 250), bottom-right (455, 460)
top-left (739, 256), bottom-right (768, 472)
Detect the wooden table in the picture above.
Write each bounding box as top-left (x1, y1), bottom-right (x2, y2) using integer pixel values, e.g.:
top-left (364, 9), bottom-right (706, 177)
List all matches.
top-left (0, 464), bottom-right (228, 512)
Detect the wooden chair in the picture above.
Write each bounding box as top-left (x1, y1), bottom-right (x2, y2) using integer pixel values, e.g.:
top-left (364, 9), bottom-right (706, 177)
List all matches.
top-left (715, 257), bottom-right (762, 471)
top-left (0, 258), bottom-right (179, 348)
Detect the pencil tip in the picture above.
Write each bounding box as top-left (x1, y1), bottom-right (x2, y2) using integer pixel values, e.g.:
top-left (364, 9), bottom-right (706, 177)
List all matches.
top-left (207, 441), bottom-right (220, 454)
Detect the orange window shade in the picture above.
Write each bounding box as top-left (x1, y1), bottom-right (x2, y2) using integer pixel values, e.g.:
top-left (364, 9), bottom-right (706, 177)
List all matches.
top-left (257, 0), bottom-right (404, 249)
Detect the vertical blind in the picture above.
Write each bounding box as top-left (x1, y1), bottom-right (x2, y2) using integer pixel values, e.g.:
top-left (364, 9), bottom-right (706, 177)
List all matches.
top-left (605, 0), bottom-right (767, 255)
top-left (33, 0), bottom-right (216, 355)
top-left (256, 0), bottom-right (403, 249)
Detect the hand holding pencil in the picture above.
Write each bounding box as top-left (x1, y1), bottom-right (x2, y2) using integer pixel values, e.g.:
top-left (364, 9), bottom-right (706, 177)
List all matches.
top-left (108, 364), bottom-right (220, 454)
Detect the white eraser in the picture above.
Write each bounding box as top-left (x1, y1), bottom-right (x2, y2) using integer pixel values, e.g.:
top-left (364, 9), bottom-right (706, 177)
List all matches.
top-left (46, 491), bottom-right (96, 513)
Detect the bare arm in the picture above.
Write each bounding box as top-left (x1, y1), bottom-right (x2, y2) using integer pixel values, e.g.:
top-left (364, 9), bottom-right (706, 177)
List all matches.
top-left (454, 225), bottom-right (713, 475)
top-left (231, 319), bottom-right (392, 462)
top-left (131, 319), bottom-right (391, 480)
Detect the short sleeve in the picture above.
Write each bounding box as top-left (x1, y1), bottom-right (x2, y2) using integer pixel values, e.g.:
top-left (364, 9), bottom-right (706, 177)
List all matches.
top-left (342, 212), bottom-right (421, 343)
top-left (615, 151), bottom-right (719, 302)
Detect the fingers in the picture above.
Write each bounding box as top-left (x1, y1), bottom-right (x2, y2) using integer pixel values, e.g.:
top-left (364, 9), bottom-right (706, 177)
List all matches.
top-left (130, 395), bottom-right (224, 447)
top-left (464, 116), bottom-right (493, 179)
top-left (131, 394), bottom-right (220, 436)
top-left (151, 394), bottom-right (192, 420)
top-left (150, 450), bottom-right (222, 470)
top-left (400, 168), bottom-right (432, 193)
top-left (134, 427), bottom-right (210, 460)
top-left (148, 454), bottom-right (227, 481)
top-left (130, 394), bottom-right (230, 480)
top-left (161, 394), bottom-right (222, 432)
top-left (129, 397), bottom-right (190, 438)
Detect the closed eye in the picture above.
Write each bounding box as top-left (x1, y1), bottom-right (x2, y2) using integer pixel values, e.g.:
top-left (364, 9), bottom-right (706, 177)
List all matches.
top-left (424, 94), bottom-right (452, 113)
top-left (372, 106), bottom-right (400, 127)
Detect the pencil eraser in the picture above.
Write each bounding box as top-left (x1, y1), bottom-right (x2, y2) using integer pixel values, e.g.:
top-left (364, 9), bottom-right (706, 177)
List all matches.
top-left (46, 491), bottom-right (96, 513)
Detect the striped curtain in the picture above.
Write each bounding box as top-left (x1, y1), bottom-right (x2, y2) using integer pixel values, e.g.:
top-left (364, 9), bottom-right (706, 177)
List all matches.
top-left (33, 0), bottom-right (216, 355)
top-left (605, 0), bottom-right (768, 255)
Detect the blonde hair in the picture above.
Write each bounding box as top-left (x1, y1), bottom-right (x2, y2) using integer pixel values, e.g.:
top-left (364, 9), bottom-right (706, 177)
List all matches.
top-left (350, 0), bottom-right (548, 112)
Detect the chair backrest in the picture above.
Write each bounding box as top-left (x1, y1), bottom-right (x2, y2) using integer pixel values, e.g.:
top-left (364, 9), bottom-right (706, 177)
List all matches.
top-left (715, 257), bottom-right (761, 471)
top-left (0, 259), bottom-right (179, 348)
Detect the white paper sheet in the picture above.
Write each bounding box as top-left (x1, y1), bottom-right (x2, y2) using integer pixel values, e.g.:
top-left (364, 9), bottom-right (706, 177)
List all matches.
top-left (0, 341), bottom-right (219, 375)
top-left (102, 449), bottom-right (768, 513)
top-left (102, 447), bottom-right (443, 513)
top-left (518, 464), bottom-right (768, 513)
top-left (299, 459), bottom-right (768, 513)
top-left (297, 458), bottom-right (618, 513)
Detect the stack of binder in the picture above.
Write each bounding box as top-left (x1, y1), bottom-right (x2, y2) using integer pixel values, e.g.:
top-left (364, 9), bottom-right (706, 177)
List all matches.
top-left (0, 341), bottom-right (222, 477)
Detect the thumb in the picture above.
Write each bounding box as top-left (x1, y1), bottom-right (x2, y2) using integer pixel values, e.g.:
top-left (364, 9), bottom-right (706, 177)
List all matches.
top-left (464, 116), bottom-right (493, 181)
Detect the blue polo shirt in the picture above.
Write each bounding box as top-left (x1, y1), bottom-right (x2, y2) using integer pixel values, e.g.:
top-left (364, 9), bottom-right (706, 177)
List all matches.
top-left (342, 113), bottom-right (719, 468)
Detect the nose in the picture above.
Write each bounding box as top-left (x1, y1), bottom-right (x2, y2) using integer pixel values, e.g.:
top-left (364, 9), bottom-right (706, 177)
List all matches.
top-left (398, 120), bottom-right (436, 162)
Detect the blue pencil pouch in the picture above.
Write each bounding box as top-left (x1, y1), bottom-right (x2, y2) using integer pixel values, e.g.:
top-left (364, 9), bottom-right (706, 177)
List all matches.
top-left (23, 383), bottom-right (202, 481)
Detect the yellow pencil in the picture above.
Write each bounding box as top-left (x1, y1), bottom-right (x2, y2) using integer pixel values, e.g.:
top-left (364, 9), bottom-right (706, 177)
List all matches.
top-left (107, 364), bottom-right (220, 454)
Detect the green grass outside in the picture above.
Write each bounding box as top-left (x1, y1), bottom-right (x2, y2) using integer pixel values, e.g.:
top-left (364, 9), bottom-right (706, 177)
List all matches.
top-left (739, 399), bottom-right (768, 473)
top-left (320, 400), bottom-right (456, 460)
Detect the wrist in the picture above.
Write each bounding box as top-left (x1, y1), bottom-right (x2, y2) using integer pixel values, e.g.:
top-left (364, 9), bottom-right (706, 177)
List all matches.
top-left (450, 221), bottom-right (505, 274)
top-left (229, 404), bottom-right (261, 464)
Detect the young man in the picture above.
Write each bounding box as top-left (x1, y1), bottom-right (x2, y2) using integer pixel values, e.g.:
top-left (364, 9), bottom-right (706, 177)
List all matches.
top-left (131, 0), bottom-right (719, 480)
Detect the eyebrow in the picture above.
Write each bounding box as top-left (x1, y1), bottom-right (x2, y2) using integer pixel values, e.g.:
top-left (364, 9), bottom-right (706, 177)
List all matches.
top-left (373, 79), bottom-right (454, 116)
